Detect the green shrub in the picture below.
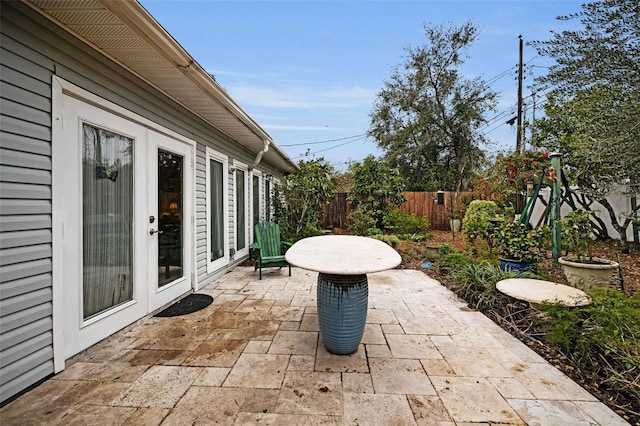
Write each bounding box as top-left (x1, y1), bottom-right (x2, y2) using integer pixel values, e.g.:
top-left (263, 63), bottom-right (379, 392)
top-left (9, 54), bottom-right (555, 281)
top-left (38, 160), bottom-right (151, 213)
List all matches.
top-left (272, 158), bottom-right (335, 241)
top-left (541, 287), bottom-right (640, 362)
top-left (382, 209), bottom-right (429, 235)
top-left (436, 243), bottom-right (454, 257)
top-left (494, 221), bottom-right (550, 263)
top-left (347, 207), bottom-right (378, 236)
top-left (436, 249), bottom-right (473, 270)
top-left (540, 288), bottom-right (640, 401)
top-left (370, 234), bottom-right (400, 247)
top-left (462, 200), bottom-right (499, 243)
top-left (399, 233), bottom-right (429, 242)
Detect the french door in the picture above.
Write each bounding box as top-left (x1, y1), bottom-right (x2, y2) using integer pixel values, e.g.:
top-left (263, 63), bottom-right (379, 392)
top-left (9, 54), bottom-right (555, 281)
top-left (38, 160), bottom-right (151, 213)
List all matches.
top-left (147, 131), bottom-right (193, 311)
top-left (59, 93), bottom-right (193, 358)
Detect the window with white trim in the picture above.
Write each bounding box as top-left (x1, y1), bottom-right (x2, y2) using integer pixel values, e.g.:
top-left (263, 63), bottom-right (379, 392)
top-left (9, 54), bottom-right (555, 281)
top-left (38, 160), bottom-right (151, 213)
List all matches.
top-left (206, 148), bottom-right (229, 272)
top-left (251, 170), bottom-right (262, 242)
top-left (233, 160), bottom-right (249, 257)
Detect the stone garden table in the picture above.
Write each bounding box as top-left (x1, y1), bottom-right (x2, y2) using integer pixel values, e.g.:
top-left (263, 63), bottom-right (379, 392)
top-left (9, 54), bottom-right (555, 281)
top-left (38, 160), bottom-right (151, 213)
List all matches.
top-left (285, 235), bottom-right (401, 354)
top-left (497, 278), bottom-right (591, 307)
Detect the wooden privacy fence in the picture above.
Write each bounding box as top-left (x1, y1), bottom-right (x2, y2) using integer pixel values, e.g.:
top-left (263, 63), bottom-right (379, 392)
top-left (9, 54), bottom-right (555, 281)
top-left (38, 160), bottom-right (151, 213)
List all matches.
top-left (323, 191), bottom-right (473, 231)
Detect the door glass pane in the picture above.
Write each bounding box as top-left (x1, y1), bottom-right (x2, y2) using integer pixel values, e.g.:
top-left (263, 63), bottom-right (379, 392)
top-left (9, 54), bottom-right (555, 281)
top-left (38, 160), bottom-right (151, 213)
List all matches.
top-left (252, 175), bottom-right (260, 239)
top-left (236, 169), bottom-right (246, 251)
top-left (82, 124), bottom-right (133, 319)
top-left (158, 149), bottom-right (183, 287)
top-left (210, 159), bottom-right (224, 261)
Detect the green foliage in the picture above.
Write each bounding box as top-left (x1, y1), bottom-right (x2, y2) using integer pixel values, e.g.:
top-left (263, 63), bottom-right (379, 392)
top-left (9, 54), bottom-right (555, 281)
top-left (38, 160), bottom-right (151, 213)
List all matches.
top-left (272, 158), bottom-right (335, 241)
top-left (533, 0), bottom-right (639, 100)
top-left (494, 221), bottom-right (550, 263)
top-left (368, 21), bottom-right (497, 192)
top-left (347, 207), bottom-right (379, 236)
top-left (476, 150), bottom-right (551, 203)
top-left (436, 248), bottom-right (473, 270)
top-left (560, 209), bottom-right (597, 262)
top-left (436, 243), bottom-right (454, 257)
top-left (452, 193), bottom-right (473, 220)
top-left (370, 234), bottom-right (401, 247)
top-left (461, 200), bottom-right (499, 242)
top-left (532, 0), bottom-right (640, 249)
top-left (449, 261), bottom-right (537, 309)
top-left (382, 209), bottom-right (429, 236)
top-left (535, 88), bottom-right (640, 202)
top-left (347, 155), bottom-right (406, 231)
top-left (540, 288), bottom-right (640, 399)
top-left (400, 233), bottom-right (429, 242)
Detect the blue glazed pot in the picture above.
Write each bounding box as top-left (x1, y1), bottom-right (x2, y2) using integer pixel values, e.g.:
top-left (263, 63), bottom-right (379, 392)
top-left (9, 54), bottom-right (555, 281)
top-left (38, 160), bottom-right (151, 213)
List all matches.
top-left (317, 273), bottom-right (368, 355)
top-left (499, 257), bottom-right (536, 273)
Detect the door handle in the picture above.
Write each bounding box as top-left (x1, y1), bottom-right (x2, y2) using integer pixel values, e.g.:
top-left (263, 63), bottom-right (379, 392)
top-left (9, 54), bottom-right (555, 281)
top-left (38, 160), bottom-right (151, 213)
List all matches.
top-left (149, 229), bottom-right (163, 235)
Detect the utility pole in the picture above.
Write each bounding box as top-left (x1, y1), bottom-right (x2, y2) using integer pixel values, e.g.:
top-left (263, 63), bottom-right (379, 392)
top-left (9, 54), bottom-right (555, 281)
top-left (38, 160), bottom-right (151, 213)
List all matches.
top-left (516, 35), bottom-right (523, 154)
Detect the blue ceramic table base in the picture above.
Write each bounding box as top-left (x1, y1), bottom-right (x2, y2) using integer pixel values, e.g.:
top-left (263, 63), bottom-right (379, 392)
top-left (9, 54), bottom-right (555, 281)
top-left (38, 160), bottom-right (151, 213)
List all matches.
top-left (316, 272), bottom-right (368, 355)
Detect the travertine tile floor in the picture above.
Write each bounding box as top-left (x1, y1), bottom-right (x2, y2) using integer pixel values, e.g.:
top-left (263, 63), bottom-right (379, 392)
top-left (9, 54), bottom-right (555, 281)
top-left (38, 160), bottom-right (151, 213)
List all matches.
top-left (1, 267), bottom-right (629, 425)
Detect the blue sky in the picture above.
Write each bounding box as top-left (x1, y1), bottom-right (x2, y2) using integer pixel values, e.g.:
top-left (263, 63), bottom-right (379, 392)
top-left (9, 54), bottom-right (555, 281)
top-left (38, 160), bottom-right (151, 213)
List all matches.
top-left (140, 0), bottom-right (583, 170)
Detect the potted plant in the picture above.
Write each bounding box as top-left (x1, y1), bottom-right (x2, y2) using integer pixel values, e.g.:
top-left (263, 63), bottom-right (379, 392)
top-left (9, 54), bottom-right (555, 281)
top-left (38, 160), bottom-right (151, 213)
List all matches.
top-left (494, 220), bottom-right (549, 272)
top-left (558, 209), bottom-right (619, 290)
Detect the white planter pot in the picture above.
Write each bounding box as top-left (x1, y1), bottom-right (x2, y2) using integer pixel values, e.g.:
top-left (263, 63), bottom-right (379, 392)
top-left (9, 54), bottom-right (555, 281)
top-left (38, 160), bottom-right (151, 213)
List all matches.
top-left (450, 219), bottom-right (461, 233)
top-left (558, 256), bottom-right (619, 291)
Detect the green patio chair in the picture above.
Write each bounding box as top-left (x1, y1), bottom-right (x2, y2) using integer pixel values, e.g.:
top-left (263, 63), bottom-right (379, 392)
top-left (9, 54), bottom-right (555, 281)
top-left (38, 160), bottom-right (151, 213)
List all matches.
top-left (251, 222), bottom-right (292, 279)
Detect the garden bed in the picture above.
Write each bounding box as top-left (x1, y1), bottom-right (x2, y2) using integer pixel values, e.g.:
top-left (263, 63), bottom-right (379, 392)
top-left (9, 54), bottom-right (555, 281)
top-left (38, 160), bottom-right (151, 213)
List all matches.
top-left (399, 231), bottom-right (639, 294)
top-left (397, 231), bottom-right (639, 424)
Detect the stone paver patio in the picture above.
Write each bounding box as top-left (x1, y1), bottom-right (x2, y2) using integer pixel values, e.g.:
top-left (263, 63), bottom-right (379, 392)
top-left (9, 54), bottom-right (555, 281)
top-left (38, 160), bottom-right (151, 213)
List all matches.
top-left (1, 267), bottom-right (629, 425)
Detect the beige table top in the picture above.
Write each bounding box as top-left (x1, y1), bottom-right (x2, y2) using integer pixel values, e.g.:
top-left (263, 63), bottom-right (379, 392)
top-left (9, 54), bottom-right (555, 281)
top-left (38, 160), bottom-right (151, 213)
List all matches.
top-left (496, 278), bottom-right (591, 307)
top-left (285, 235), bottom-right (402, 275)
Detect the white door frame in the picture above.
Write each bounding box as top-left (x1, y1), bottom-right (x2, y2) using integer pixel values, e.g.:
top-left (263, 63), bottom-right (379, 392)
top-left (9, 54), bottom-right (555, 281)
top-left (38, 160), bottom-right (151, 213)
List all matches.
top-left (52, 77), bottom-right (195, 369)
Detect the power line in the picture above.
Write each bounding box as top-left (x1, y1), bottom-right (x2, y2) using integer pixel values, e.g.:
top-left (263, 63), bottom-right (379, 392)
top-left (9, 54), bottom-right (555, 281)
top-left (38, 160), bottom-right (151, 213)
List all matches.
top-left (279, 133), bottom-right (367, 147)
top-left (291, 136), bottom-right (368, 160)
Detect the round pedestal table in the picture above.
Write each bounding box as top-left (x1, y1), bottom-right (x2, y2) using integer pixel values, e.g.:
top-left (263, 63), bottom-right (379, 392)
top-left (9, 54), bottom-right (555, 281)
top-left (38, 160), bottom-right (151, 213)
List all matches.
top-left (285, 235), bottom-right (401, 354)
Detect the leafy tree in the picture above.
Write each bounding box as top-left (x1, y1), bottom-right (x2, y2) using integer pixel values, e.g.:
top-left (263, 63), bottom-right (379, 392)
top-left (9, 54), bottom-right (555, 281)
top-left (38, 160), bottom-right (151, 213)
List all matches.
top-left (368, 22), bottom-right (498, 192)
top-left (347, 155), bottom-right (406, 234)
top-left (272, 158), bottom-right (335, 241)
top-left (532, 0), bottom-right (640, 249)
top-left (533, 0), bottom-right (639, 97)
top-left (476, 150), bottom-right (551, 211)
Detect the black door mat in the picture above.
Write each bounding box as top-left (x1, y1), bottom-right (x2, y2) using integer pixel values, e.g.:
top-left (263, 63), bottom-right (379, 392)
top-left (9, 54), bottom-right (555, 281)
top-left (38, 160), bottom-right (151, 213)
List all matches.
top-left (154, 293), bottom-right (214, 317)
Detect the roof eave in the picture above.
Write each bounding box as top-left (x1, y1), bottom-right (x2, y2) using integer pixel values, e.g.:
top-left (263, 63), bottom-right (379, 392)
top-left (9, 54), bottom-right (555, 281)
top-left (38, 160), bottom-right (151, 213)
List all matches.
top-left (22, 0), bottom-right (297, 172)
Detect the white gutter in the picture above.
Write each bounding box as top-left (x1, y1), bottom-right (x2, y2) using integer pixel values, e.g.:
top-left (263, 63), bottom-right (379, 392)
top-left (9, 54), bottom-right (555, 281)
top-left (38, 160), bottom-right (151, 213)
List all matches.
top-left (251, 139), bottom-right (271, 170)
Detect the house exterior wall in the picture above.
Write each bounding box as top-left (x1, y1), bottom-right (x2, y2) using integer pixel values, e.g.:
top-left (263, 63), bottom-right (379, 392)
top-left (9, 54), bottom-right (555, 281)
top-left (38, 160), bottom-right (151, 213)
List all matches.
top-left (0, 1), bottom-right (283, 404)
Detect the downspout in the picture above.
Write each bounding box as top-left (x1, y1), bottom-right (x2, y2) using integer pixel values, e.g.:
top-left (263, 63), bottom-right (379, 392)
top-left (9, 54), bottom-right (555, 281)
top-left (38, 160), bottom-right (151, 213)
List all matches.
top-left (250, 139), bottom-right (271, 170)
